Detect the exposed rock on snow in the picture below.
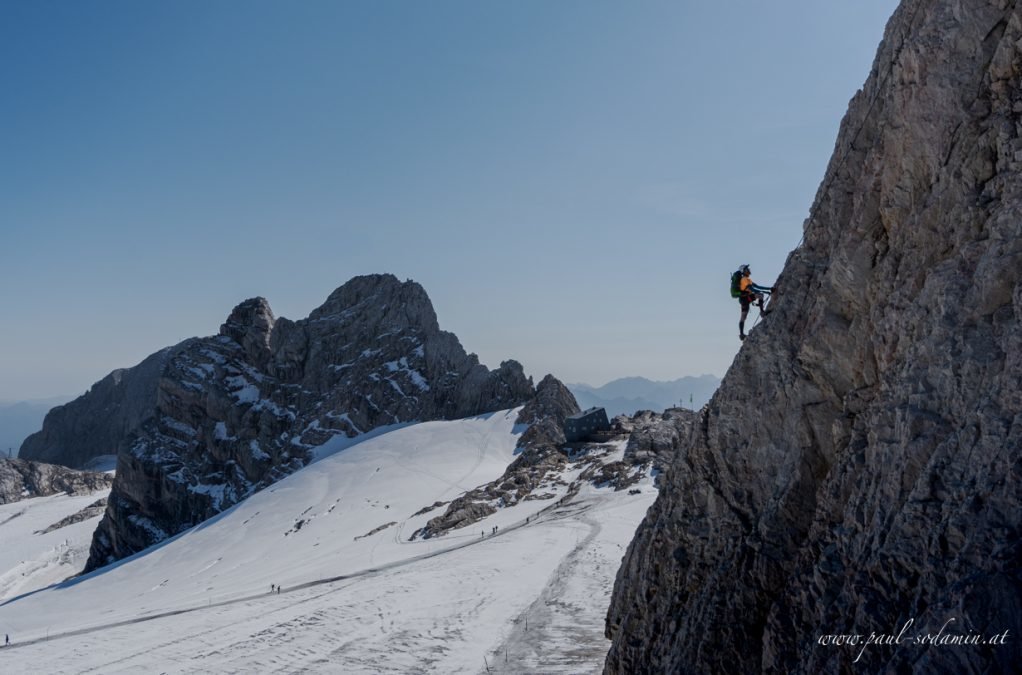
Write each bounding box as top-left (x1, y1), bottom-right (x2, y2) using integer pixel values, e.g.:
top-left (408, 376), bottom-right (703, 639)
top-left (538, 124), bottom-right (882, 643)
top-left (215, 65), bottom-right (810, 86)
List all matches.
top-left (411, 501), bottom-right (448, 517)
top-left (354, 521), bottom-right (397, 541)
top-left (38, 498), bottom-right (108, 535)
top-left (415, 375), bottom-right (580, 538)
top-left (20, 274), bottom-right (536, 572)
top-left (414, 384), bottom-right (688, 540)
top-left (606, 2), bottom-right (1022, 673)
top-left (0, 459), bottom-right (112, 505)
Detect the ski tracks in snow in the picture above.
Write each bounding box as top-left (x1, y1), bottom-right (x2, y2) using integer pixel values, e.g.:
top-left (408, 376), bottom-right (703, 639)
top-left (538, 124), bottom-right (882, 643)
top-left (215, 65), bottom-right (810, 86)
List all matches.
top-left (486, 495), bottom-right (644, 674)
top-left (4, 499), bottom-right (587, 673)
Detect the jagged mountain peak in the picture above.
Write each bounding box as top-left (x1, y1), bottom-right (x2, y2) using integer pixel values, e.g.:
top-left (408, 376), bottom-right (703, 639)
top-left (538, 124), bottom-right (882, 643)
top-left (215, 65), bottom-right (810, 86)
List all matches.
top-left (221, 296), bottom-right (275, 332)
top-left (517, 374), bottom-right (579, 427)
top-left (220, 297), bottom-right (276, 369)
top-left (308, 274), bottom-right (440, 333)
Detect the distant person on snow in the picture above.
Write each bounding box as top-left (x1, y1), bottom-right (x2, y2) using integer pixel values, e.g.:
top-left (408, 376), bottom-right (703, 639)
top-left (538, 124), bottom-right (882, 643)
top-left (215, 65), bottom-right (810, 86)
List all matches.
top-left (731, 264), bottom-right (774, 341)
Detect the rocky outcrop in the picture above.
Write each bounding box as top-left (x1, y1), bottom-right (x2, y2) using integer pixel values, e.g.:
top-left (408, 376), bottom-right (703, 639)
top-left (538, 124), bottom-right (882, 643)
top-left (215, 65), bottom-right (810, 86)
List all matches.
top-left (415, 374), bottom-right (580, 538)
top-left (20, 275), bottom-right (535, 572)
top-left (515, 374), bottom-right (580, 459)
top-left (0, 459), bottom-right (112, 505)
top-left (619, 409), bottom-right (698, 471)
top-left (606, 2), bottom-right (1022, 673)
top-left (38, 498), bottom-right (108, 535)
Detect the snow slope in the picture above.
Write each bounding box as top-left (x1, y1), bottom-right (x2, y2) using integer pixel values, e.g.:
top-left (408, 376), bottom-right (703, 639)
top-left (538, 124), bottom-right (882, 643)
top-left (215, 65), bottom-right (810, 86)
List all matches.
top-left (0, 409), bottom-right (656, 673)
top-left (0, 491), bottom-right (109, 602)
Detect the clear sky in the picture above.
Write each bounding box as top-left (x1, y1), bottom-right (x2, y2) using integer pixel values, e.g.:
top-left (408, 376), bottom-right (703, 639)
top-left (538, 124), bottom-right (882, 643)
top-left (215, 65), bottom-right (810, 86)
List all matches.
top-left (0, 0), bottom-right (899, 401)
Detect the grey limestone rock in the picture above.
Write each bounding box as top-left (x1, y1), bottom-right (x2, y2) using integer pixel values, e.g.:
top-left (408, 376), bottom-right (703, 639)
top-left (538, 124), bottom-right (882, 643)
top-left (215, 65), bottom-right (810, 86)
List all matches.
top-left (38, 498), bottom-right (108, 535)
top-left (606, 2), bottom-right (1022, 673)
top-left (220, 297), bottom-right (276, 370)
top-left (0, 459), bottom-right (112, 505)
top-left (514, 373), bottom-right (580, 462)
top-left (622, 408), bottom-right (698, 470)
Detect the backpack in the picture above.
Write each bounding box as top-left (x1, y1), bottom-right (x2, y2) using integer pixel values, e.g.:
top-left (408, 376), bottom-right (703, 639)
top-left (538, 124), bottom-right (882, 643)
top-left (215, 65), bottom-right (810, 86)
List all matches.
top-left (730, 270), bottom-right (743, 298)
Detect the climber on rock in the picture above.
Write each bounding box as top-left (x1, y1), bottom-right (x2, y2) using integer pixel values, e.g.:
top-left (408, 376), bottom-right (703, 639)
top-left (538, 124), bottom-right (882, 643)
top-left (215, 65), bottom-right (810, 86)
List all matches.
top-left (730, 264), bottom-right (774, 341)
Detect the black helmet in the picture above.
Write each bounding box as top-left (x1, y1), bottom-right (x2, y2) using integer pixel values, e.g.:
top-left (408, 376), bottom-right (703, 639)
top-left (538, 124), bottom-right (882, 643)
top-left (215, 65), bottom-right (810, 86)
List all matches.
top-left (739, 264), bottom-right (750, 274)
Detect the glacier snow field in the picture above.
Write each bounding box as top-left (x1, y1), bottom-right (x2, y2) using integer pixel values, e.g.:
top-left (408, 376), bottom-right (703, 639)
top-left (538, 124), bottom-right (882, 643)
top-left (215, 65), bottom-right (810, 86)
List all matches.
top-left (0, 410), bottom-right (657, 673)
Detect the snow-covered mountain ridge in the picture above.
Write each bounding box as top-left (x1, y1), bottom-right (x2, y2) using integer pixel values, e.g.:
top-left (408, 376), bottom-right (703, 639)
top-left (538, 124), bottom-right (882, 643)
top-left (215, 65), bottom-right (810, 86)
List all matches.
top-left (0, 410), bottom-right (659, 673)
top-left (23, 275), bottom-right (543, 573)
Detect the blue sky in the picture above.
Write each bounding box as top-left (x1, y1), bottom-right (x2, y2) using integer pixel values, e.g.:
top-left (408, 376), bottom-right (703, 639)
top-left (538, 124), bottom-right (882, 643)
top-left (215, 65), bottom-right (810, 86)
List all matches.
top-left (0, 0), bottom-right (899, 400)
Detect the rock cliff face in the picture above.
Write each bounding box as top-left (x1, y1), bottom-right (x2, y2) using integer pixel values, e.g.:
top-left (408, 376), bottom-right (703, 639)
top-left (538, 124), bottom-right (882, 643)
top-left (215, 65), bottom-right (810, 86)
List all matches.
top-left (606, 2), bottom-right (1022, 673)
top-left (21, 275), bottom-right (534, 571)
top-left (19, 348), bottom-right (179, 469)
top-left (0, 458), bottom-right (112, 505)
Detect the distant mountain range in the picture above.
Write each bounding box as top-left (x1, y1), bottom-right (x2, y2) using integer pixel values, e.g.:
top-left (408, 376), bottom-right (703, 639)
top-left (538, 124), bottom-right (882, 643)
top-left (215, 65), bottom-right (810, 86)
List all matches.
top-left (567, 375), bottom-right (720, 418)
top-left (0, 397), bottom-right (72, 458)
